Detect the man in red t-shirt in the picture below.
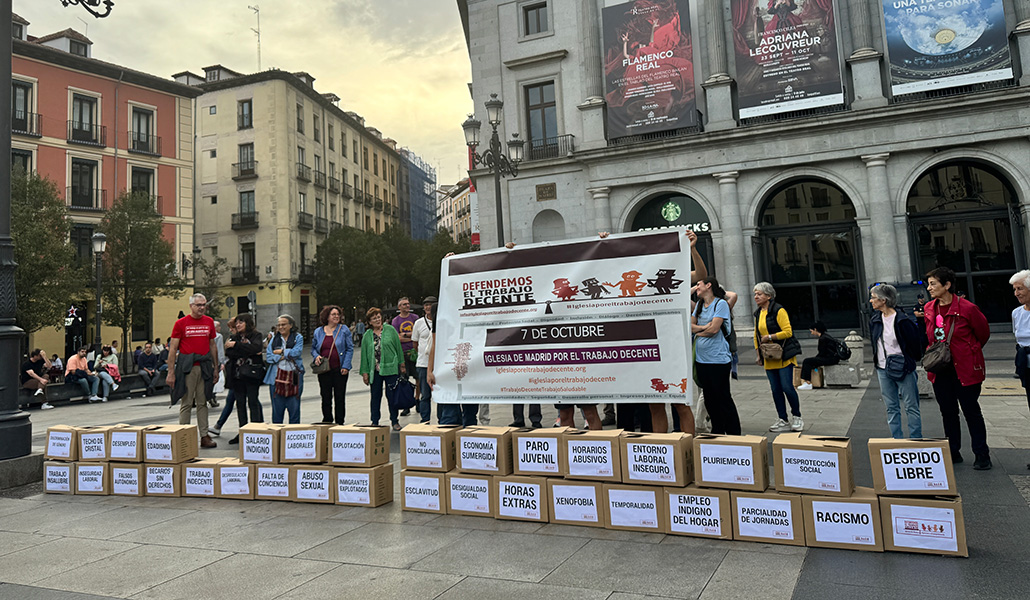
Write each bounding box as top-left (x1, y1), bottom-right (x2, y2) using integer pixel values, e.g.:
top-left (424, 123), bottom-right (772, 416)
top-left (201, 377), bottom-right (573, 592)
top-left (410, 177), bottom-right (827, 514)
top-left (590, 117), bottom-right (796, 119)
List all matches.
top-left (166, 293), bottom-right (219, 448)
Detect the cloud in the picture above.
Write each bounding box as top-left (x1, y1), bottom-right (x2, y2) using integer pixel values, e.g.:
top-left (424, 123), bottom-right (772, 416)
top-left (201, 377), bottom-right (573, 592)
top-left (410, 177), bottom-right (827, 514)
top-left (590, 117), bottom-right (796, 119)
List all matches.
top-left (17, 0), bottom-right (473, 186)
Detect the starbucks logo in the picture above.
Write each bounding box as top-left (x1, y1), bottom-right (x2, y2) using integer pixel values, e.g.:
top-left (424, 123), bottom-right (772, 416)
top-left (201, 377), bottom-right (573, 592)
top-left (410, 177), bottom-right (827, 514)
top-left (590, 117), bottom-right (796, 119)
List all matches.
top-left (661, 201), bottom-right (681, 222)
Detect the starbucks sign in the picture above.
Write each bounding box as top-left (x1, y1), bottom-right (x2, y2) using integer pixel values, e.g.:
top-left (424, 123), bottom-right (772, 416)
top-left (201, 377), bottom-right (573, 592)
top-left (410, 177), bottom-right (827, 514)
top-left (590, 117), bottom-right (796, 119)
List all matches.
top-left (633, 194), bottom-right (710, 232)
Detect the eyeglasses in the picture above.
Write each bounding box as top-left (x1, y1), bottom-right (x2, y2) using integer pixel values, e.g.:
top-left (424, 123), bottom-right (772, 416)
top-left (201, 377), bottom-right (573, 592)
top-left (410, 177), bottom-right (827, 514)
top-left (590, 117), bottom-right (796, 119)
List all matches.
top-left (192, 303), bottom-right (207, 307)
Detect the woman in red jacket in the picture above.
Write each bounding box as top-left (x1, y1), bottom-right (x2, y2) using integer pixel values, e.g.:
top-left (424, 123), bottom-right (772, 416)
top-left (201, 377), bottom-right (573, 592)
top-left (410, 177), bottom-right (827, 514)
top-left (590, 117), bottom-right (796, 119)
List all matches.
top-left (923, 267), bottom-right (991, 470)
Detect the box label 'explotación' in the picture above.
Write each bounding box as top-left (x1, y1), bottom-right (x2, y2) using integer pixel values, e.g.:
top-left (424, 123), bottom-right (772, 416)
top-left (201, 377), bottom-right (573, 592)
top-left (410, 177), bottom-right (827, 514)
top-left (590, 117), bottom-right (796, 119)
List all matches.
top-left (331, 433), bottom-right (366, 464)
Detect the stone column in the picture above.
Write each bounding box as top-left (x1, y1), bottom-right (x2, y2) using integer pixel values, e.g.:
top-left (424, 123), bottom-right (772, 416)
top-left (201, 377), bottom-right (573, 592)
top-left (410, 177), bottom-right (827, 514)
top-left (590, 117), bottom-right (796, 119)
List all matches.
top-left (703, 0), bottom-right (735, 131)
top-left (577, 0), bottom-right (607, 149)
top-left (1013, 1), bottom-right (1030, 85)
top-left (713, 172), bottom-right (750, 316)
top-left (847, 0), bottom-right (887, 109)
top-left (588, 187), bottom-right (612, 234)
top-left (861, 154), bottom-right (901, 283)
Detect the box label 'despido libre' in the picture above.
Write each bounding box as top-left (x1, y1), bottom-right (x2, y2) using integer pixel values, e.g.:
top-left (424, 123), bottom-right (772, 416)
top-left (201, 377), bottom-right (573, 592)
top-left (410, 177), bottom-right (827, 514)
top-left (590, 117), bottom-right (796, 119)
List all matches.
top-left (404, 475), bottom-right (440, 510)
top-left (879, 448), bottom-right (949, 491)
top-left (568, 440), bottom-right (613, 477)
top-left (337, 472), bottom-right (371, 504)
top-left (700, 443), bottom-right (753, 485)
top-left (552, 484), bottom-right (600, 523)
top-left (406, 435), bottom-right (443, 469)
top-left (460, 437), bottom-right (498, 471)
top-left (669, 492), bottom-right (723, 537)
top-left (517, 436), bottom-right (559, 473)
top-left (811, 500), bottom-right (876, 546)
top-left (449, 477), bottom-right (490, 514)
top-left (781, 448), bottom-right (841, 492)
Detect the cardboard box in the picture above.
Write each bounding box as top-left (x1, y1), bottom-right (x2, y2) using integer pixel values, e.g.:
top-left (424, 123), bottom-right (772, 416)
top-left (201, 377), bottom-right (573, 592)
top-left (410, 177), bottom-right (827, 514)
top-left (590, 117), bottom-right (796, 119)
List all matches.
top-left (494, 475), bottom-right (549, 522)
top-left (773, 433), bottom-right (855, 497)
top-left (144, 464), bottom-right (181, 496)
top-left (731, 489), bottom-right (805, 546)
top-left (512, 427), bottom-right (569, 476)
top-left (604, 483), bottom-right (667, 533)
top-left (400, 424), bottom-right (460, 472)
top-left (334, 464), bottom-right (394, 507)
top-left (401, 470), bottom-right (446, 513)
top-left (255, 465), bottom-right (293, 501)
top-left (280, 424), bottom-right (333, 464)
top-left (793, 366), bottom-right (823, 388)
top-left (445, 472), bottom-right (494, 517)
top-left (665, 485), bottom-right (732, 539)
top-left (693, 434), bottom-right (768, 492)
top-left (181, 460), bottom-right (220, 497)
top-left (109, 425), bottom-right (145, 463)
top-left (327, 425), bottom-right (390, 467)
top-left (879, 495), bottom-right (967, 557)
top-left (239, 423), bottom-right (283, 464)
top-left (110, 464), bottom-right (144, 496)
top-left (143, 425), bottom-right (199, 464)
top-left (868, 438), bottom-right (957, 496)
top-left (73, 462), bottom-right (109, 495)
top-left (456, 426), bottom-right (516, 475)
top-left (802, 487), bottom-right (883, 552)
top-left (292, 465), bottom-right (334, 503)
top-left (547, 479), bottom-right (605, 528)
top-left (45, 425), bottom-right (79, 461)
top-left (561, 429), bottom-right (624, 482)
top-left (216, 460), bottom-right (254, 499)
top-left (620, 432), bottom-right (694, 487)
top-left (43, 461), bottom-right (73, 494)
top-left (77, 426), bottom-right (117, 462)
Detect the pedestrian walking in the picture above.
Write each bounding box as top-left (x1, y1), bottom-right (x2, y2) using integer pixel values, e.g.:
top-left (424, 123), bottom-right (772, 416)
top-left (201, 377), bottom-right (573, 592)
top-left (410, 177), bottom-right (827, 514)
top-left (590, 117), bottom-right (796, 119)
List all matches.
top-left (797, 322), bottom-right (840, 390)
top-left (753, 282), bottom-right (804, 433)
top-left (21, 348), bottom-right (53, 410)
top-left (166, 293), bottom-right (219, 449)
top-left (869, 284), bottom-right (923, 439)
top-left (411, 297), bottom-right (437, 424)
top-left (209, 321), bottom-right (224, 408)
top-left (312, 305), bottom-right (354, 425)
top-left (360, 307), bottom-right (406, 430)
top-left (924, 267), bottom-right (991, 470)
top-left (691, 277), bottom-right (741, 435)
top-left (265, 314), bottom-right (305, 425)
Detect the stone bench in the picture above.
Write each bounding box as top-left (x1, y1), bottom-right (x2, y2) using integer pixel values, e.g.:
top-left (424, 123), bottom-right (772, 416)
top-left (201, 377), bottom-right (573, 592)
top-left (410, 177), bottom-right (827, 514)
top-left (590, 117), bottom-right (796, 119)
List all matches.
top-left (823, 363), bottom-right (860, 387)
top-left (18, 372), bottom-right (169, 408)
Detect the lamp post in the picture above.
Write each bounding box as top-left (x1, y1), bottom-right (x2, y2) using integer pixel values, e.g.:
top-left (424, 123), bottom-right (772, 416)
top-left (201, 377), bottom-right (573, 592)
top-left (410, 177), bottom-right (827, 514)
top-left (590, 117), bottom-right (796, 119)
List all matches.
top-left (92, 232), bottom-right (106, 354)
top-left (462, 93), bottom-right (524, 247)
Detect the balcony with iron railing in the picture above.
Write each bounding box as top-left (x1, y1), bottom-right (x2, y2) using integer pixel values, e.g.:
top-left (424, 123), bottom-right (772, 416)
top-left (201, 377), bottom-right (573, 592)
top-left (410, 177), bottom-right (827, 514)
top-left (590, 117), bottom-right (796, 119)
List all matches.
top-left (296, 162), bottom-right (312, 182)
top-left (67, 120), bottom-right (106, 147)
top-left (328, 176), bottom-right (341, 193)
top-left (231, 265), bottom-right (259, 285)
top-left (238, 114), bottom-right (253, 130)
top-left (342, 183), bottom-right (353, 199)
top-left (298, 211), bottom-right (314, 230)
top-left (231, 211), bottom-right (260, 230)
top-left (374, 200), bottom-right (384, 212)
top-left (314, 171), bottom-right (327, 188)
top-left (364, 192), bottom-right (374, 207)
top-left (66, 187), bottom-right (107, 212)
top-left (315, 216), bottom-right (329, 234)
top-left (299, 264), bottom-right (316, 282)
top-left (330, 221), bottom-right (342, 231)
top-left (525, 134), bottom-right (575, 161)
top-left (128, 131), bottom-right (161, 156)
top-left (232, 161), bottom-right (258, 180)
top-left (12, 111), bottom-right (42, 137)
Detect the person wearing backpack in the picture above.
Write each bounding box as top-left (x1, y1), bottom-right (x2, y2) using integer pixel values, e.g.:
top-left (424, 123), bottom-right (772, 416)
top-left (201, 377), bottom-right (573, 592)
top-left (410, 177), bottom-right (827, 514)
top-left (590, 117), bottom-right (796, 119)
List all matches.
top-left (869, 284), bottom-right (923, 440)
top-left (797, 321), bottom-right (840, 390)
top-left (691, 277), bottom-right (741, 435)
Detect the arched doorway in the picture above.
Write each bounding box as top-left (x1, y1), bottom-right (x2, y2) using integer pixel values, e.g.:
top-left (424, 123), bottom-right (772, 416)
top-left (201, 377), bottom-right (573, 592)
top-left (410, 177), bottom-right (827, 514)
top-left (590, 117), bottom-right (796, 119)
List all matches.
top-left (906, 160), bottom-right (1024, 323)
top-left (532, 209), bottom-right (566, 242)
top-left (630, 193), bottom-right (714, 275)
top-left (754, 179), bottom-right (863, 330)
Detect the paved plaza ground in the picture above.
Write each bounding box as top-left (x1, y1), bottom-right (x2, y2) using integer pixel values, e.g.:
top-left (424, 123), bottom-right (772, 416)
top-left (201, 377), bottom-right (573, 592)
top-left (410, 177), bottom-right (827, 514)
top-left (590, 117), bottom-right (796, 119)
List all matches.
top-left (1, 337), bottom-right (1028, 599)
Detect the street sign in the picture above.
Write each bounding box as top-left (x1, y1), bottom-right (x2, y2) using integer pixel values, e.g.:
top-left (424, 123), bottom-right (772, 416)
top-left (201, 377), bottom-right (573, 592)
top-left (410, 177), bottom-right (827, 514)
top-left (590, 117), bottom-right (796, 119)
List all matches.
top-left (225, 297), bottom-right (235, 308)
top-left (247, 290), bottom-right (257, 303)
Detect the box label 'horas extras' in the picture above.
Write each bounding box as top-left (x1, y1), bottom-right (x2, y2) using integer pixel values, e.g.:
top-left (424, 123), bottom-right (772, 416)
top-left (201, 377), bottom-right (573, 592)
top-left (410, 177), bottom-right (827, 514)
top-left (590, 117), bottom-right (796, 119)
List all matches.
top-left (781, 448), bottom-right (841, 492)
top-left (551, 484), bottom-right (600, 523)
top-left (460, 437), bottom-right (497, 471)
top-left (879, 448), bottom-right (949, 491)
top-left (737, 497), bottom-right (794, 540)
top-left (331, 433), bottom-right (366, 464)
top-left (568, 440), bottom-right (613, 477)
top-left (404, 475), bottom-right (440, 510)
top-left (499, 480), bottom-right (541, 520)
top-left (626, 443), bottom-right (675, 482)
top-left (811, 500), bottom-right (876, 546)
top-left (405, 436), bottom-right (442, 469)
top-left (337, 472), bottom-right (371, 504)
top-left (700, 444), bottom-right (753, 484)
top-left (669, 493), bottom-right (722, 536)
top-left (517, 437), bottom-right (559, 473)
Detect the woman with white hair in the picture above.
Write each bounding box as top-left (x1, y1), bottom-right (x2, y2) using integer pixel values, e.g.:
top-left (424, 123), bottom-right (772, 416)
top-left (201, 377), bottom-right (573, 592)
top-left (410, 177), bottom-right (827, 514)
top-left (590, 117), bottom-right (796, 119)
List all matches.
top-left (753, 282), bottom-right (804, 432)
top-left (1010, 270), bottom-right (1030, 429)
top-left (869, 284), bottom-right (923, 439)
top-left (265, 314), bottom-right (305, 424)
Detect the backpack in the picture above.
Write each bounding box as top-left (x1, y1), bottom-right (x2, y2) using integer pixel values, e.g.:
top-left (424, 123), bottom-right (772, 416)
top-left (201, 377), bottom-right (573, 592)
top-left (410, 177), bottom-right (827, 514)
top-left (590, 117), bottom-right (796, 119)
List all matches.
top-left (829, 335), bottom-right (851, 361)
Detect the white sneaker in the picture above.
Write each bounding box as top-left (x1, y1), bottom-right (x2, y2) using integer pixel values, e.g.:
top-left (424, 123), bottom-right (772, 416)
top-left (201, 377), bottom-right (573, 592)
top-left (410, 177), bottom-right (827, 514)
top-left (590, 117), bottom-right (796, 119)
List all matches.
top-left (208, 426), bottom-right (221, 437)
top-left (797, 383), bottom-right (813, 391)
top-left (769, 419), bottom-right (791, 433)
top-left (111, 383), bottom-right (119, 391)
top-left (41, 402), bottom-right (55, 410)
top-left (89, 395), bottom-right (101, 403)
top-left (791, 416), bottom-right (804, 432)
top-left (34, 388), bottom-right (44, 396)
top-left (101, 397), bottom-right (108, 403)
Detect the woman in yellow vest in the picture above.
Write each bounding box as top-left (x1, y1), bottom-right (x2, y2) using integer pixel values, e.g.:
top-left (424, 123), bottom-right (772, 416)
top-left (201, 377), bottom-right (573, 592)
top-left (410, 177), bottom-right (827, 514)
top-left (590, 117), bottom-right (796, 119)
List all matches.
top-left (753, 282), bottom-right (804, 433)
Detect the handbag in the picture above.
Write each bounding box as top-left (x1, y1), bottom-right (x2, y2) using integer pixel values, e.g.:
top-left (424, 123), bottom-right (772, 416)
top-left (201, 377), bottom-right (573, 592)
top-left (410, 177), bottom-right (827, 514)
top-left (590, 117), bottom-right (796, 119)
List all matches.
top-left (759, 341), bottom-right (784, 361)
top-left (274, 363), bottom-right (299, 397)
top-left (884, 354), bottom-right (908, 381)
top-left (387, 376), bottom-right (418, 412)
top-left (921, 318), bottom-right (955, 374)
top-left (310, 326), bottom-right (338, 375)
top-left (238, 359), bottom-right (265, 382)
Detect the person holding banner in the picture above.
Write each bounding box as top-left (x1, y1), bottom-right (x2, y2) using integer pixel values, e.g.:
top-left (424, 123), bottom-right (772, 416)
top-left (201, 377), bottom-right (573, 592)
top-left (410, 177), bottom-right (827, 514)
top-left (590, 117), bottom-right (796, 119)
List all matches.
top-left (691, 277), bottom-right (741, 435)
top-left (360, 307), bottom-right (406, 430)
top-left (753, 282), bottom-right (804, 433)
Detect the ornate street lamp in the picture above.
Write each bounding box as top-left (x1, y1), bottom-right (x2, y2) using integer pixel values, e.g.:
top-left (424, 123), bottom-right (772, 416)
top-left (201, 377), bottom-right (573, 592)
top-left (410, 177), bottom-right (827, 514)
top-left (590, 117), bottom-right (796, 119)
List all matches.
top-left (462, 94), bottom-right (524, 246)
top-left (91, 232), bottom-right (106, 353)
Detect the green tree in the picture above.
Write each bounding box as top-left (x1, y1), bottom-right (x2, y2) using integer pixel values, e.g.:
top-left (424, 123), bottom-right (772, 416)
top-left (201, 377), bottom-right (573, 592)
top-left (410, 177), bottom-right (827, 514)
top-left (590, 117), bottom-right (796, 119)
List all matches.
top-left (192, 255), bottom-right (230, 319)
top-left (99, 191), bottom-right (186, 362)
top-left (11, 171), bottom-right (82, 333)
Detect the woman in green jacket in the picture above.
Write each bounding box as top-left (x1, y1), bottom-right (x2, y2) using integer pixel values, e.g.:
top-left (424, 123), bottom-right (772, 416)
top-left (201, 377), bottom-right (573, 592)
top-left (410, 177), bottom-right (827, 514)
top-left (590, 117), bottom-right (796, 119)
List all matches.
top-left (360, 307), bottom-right (406, 430)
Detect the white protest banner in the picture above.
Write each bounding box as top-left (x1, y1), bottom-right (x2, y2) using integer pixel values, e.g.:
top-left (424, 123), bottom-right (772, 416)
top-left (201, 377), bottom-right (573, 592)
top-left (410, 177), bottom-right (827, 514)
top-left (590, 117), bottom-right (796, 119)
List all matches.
top-left (434, 229), bottom-right (693, 404)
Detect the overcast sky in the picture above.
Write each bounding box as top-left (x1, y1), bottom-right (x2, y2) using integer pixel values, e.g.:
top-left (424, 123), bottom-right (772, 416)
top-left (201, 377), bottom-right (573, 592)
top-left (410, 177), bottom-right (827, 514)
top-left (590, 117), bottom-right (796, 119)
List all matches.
top-left (16, 0), bottom-right (473, 186)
